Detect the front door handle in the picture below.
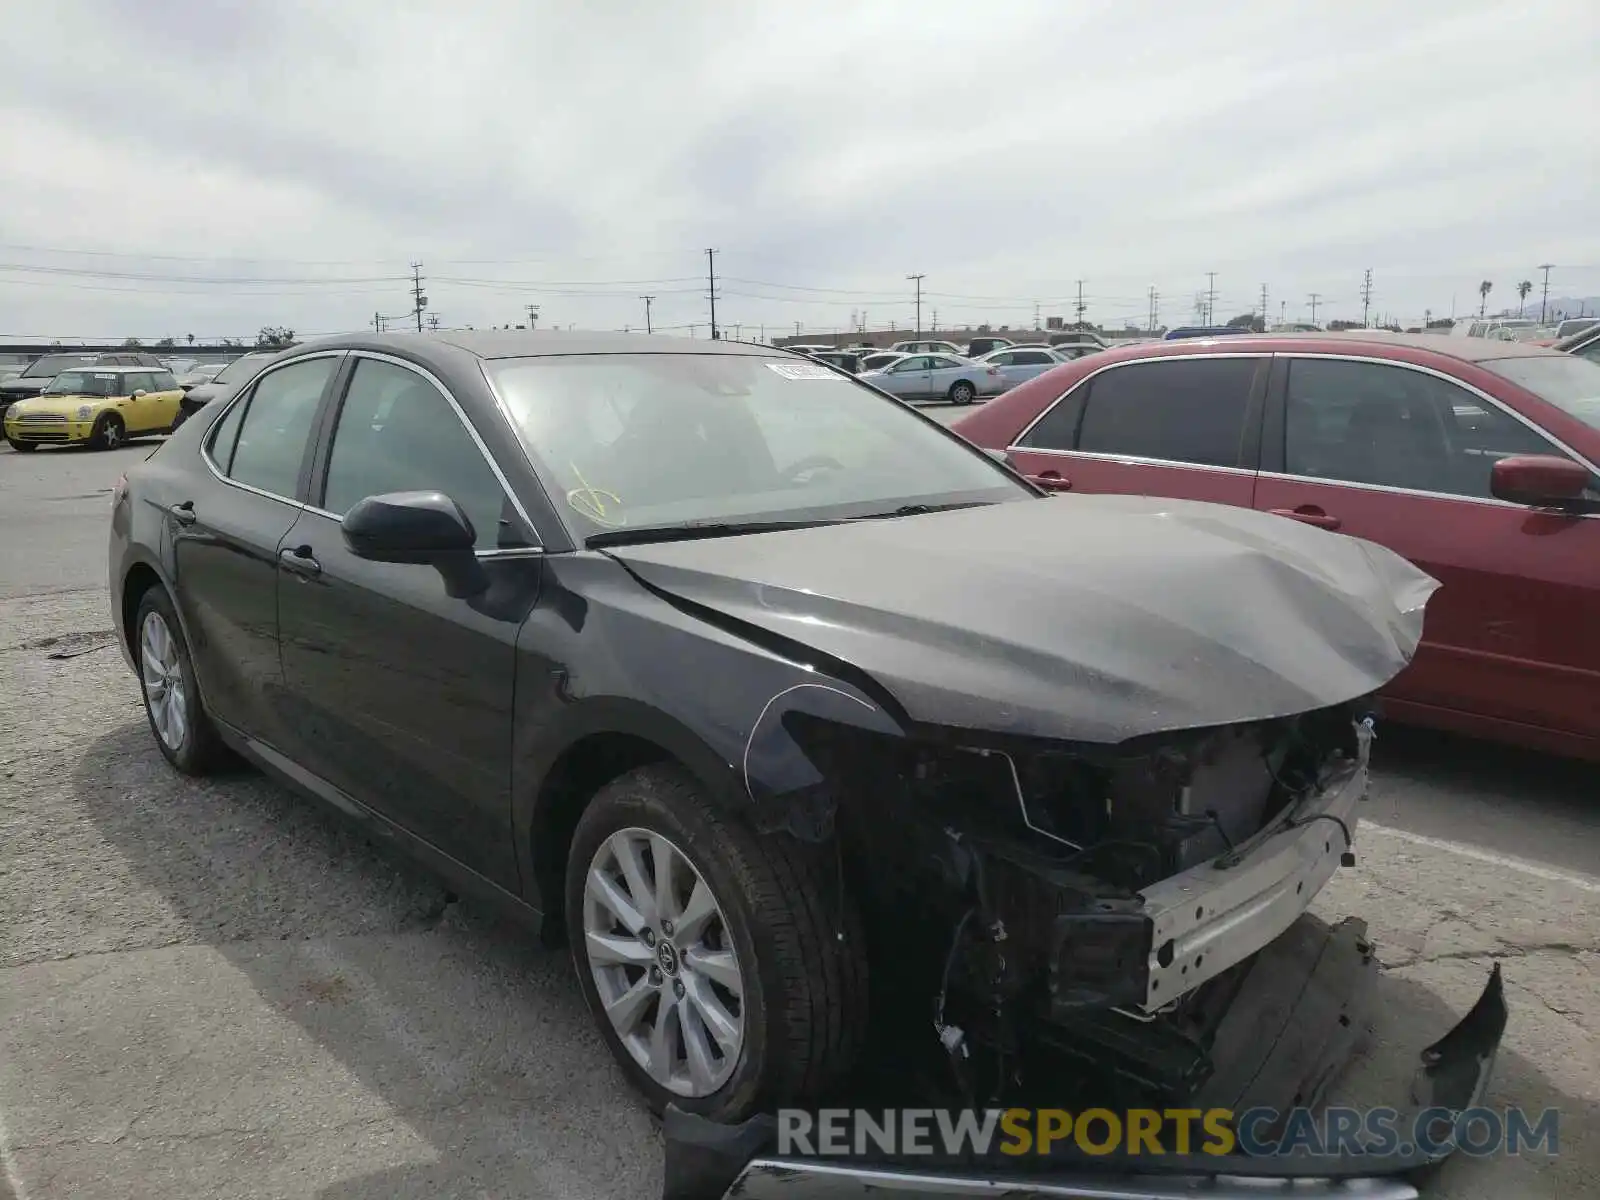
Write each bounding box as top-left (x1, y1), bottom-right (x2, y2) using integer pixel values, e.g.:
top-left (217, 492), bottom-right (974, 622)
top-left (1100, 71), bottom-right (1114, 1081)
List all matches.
top-left (1028, 471), bottom-right (1073, 492)
top-left (1268, 505), bottom-right (1341, 530)
top-left (168, 500), bottom-right (197, 526)
top-left (278, 545), bottom-right (322, 577)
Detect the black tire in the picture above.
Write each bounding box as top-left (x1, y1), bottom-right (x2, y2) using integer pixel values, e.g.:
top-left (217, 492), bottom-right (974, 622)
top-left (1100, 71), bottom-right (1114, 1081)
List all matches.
top-left (133, 585), bottom-right (228, 775)
top-left (565, 764), bottom-right (867, 1122)
top-left (948, 380), bottom-right (977, 405)
top-left (90, 413), bottom-right (126, 451)
top-left (170, 407), bottom-right (190, 433)
top-left (7, 439), bottom-right (36, 452)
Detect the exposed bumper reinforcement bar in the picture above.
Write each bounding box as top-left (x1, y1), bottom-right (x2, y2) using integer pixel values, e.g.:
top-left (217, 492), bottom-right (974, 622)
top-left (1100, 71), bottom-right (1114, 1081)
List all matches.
top-left (661, 939), bottom-right (1507, 1200)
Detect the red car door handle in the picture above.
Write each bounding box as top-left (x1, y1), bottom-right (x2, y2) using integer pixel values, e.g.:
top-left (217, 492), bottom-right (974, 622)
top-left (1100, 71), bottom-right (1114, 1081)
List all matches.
top-left (1269, 506), bottom-right (1341, 530)
top-left (1028, 471), bottom-right (1073, 492)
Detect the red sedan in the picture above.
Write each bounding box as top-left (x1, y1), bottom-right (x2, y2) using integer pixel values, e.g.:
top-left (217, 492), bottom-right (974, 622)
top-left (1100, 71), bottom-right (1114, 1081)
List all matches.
top-left (954, 332), bottom-right (1600, 761)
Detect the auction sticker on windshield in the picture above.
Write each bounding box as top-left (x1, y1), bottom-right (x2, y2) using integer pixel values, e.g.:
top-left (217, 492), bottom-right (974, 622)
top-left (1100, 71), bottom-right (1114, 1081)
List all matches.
top-left (766, 361), bottom-right (844, 380)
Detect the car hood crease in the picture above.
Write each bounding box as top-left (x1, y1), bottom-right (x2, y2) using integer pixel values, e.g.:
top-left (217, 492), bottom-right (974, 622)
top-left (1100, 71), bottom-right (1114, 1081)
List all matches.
top-left (605, 494), bottom-right (1439, 743)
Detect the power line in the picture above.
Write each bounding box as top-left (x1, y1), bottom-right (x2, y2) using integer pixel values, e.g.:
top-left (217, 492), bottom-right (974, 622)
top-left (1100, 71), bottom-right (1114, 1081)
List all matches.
top-left (410, 262), bottom-right (427, 332)
top-left (907, 273), bottom-right (925, 337)
top-left (706, 249), bottom-right (720, 340)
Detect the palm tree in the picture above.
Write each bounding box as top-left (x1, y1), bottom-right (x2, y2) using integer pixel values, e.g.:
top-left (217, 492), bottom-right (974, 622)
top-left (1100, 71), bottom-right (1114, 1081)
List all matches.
top-left (1478, 280), bottom-right (1493, 318)
top-left (1517, 280), bottom-right (1533, 316)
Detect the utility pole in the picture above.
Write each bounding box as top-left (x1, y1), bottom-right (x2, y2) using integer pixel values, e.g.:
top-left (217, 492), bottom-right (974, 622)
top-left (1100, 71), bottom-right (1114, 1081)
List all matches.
top-left (1538, 264), bottom-right (1554, 323)
top-left (1034, 301), bottom-right (1041, 329)
top-left (410, 261), bottom-right (427, 332)
top-left (1259, 284), bottom-right (1269, 329)
top-left (639, 295), bottom-right (655, 334)
top-left (907, 274), bottom-right (925, 336)
top-left (931, 309), bottom-right (938, 332)
top-left (706, 248), bottom-right (720, 339)
top-left (373, 311), bottom-right (382, 333)
top-left (1308, 293), bottom-right (1322, 325)
top-left (1280, 300), bottom-right (1287, 326)
top-left (427, 312), bottom-right (440, 331)
top-left (1361, 269), bottom-right (1373, 328)
top-left (733, 323), bottom-right (742, 340)
top-left (1074, 280), bottom-right (1086, 328)
top-left (526, 304), bottom-right (540, 330)
top-left (794, 321), bottom-right (802, 338)
top-left (1424, 307), bottom-right (1432, 329)
top-left (1205, 272), bottom-right (1217, 325)
top-left (1147, 286), bottom-right (1158, 332)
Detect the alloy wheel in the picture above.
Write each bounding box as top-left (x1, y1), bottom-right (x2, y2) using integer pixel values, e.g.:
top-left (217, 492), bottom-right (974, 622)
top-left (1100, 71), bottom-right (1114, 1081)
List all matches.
top-left (139, 611), bottom-right (187, 752)
top-left (582, 827), bottom-right (746, 1097)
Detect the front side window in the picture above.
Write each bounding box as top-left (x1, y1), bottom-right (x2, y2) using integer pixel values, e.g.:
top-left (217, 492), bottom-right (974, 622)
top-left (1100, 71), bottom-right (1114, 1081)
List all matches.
top-left (213, 354), bottom-right (269, 387)
top-left (1482, 354), bottom-right (1600, 436)
top-left (1075, 358), bottom-right (1258, 467)
top-left (126, 373), bottom-right (157, 394)
top-left (1283, 358), bottom-right (1592, 499)
top-left (890, 356), bottom-right (930, 373)
top-left (226, 356), bottom-right (336, 498)
top-left (321, 359), bottom-right (524, 550)
top-left (488, 353), bottom-right (1028, 540)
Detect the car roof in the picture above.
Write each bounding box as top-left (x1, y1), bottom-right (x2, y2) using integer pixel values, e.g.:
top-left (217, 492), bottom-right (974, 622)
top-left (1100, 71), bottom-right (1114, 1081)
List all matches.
top-left (1093, 329), bottom-right (1570, 365)
top-left (58, 363), bottom-right (146, 373)
top-left (289, 330), bottom-right (793, 361)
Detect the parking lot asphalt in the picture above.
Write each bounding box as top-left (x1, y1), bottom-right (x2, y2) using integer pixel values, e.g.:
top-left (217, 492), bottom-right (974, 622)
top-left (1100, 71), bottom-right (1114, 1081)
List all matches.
top-left (2, 432), bottom-right (1597, 1200)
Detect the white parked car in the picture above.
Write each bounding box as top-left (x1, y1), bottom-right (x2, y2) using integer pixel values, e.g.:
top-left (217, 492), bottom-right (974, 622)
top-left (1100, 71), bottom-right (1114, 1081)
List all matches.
top-left (858, 352), bottom-right (1004, 404)
top-left (888, 339), bottom-right (964, 356)
top-left (976, 345), bottom-right (1070, 390)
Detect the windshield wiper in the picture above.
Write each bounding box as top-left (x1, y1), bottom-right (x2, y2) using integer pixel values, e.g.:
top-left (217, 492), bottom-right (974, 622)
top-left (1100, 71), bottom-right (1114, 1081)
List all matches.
top-left (585, 519), bottom-right (836, 549)
top-left (845, 501), bottom-right (990, 521)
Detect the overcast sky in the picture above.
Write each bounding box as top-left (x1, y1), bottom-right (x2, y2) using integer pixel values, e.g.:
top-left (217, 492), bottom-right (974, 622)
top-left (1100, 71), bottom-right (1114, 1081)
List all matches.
top-left (1, 0), bottom-right (1596, 342)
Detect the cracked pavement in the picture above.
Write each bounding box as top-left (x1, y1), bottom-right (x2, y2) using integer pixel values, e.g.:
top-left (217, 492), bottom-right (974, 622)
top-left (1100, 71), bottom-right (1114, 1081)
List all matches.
top-left (2, 438), bottom-right (1597, 1198)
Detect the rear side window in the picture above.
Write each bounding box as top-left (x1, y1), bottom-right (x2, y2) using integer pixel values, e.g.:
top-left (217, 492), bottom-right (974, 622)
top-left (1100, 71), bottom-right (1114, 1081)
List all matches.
top-left (153, 371), bottom-right (179, 391)
top-left (207, 396), bottom-right (247, 471)
top-left (1074, 358), bottom-right (1258, 467)
top-left (1013, 351), bottom-right (1053, 366)
top-left (226, 357), bottom-right (336, 498)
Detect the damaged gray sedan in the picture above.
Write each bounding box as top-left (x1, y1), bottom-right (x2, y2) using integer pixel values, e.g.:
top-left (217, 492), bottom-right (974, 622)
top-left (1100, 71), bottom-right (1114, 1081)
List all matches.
top-left (108, 332), bottom-right (1506, 1200)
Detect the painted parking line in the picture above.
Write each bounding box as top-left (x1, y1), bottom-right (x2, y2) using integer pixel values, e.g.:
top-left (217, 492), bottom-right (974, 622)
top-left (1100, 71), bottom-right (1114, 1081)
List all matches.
top-left (1362, 820), bottom-right (1600, 894)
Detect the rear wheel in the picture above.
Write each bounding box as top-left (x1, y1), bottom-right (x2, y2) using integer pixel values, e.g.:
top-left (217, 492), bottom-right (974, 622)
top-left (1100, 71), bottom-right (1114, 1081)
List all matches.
top-left (90, 413), bottom-right (126, 451)
top-left (948, 380), bottom-right (976, 405)
top-left (566, 764), bottom-right (867, 1122)
top-left (134, 586), bottom-right (227, 775)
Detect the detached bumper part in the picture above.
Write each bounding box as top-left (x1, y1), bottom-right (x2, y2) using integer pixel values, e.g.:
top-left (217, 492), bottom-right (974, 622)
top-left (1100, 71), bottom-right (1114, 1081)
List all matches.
top-left (660, 929), bottom-right (1509, 1199)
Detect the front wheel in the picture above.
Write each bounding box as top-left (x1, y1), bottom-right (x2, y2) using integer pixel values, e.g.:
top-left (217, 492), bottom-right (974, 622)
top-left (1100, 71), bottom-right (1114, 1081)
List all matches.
top-left (6, 439), bottom-right (36, 452)
top-left (565, 764), bottom-right (867, 1122)
top-left (948, 380), bottom-right (976, 405)
top-left (90, 413), bottom-right (126, 451)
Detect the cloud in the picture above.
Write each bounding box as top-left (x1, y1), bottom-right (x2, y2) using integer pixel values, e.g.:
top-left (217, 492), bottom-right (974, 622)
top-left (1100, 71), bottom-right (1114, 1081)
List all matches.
top-left (0, 0), bottom-right (1596, 338)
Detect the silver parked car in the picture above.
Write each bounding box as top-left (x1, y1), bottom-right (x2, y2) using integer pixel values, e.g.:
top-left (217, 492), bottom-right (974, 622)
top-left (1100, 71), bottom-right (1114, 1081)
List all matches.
top-left (888, 339), bottom-right (964, 356)
top-left (857, 350), bottom-right (908, 372)
top-left (976, 345), bottom-right (1068, 390)
top-left (859, 352), bottom-right (1004, 404)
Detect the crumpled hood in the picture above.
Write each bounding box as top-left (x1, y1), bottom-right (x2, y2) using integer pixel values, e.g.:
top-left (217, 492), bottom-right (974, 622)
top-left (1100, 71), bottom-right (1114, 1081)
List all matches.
top-left (606, 494), bottom-right (1439, 743)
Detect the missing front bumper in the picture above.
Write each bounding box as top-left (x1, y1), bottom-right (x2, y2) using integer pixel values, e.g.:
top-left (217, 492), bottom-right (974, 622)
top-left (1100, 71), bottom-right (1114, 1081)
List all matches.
top-left (660, 914), bottom-right (1508, 1200)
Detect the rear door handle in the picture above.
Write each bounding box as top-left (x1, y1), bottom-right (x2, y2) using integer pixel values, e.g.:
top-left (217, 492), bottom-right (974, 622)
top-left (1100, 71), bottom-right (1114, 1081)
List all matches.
top-left (278, 545), bottom-right (321, 577)
top-left (168, 501), bottom-right (197, 526)
top-left (1268, 506), bottom-right (1341, 530)
top-left (1028, 471), bottom-right (1073, 492)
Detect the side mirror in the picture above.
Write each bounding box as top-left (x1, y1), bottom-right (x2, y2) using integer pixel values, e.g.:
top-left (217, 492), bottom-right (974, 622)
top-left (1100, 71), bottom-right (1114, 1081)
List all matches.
top-left (131, 389), bottom-right (148, 399)
top-left (1490, 454), bottom-right (1590, 507)
top-left (342, 491), bottom-right (476, 562)
top-left (342, 491), bottom-right (487, 597)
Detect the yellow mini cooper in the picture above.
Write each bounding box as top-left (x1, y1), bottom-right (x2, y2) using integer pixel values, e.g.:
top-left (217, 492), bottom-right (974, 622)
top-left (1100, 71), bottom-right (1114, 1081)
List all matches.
top-left (4, 365), bottom-right (184, 451)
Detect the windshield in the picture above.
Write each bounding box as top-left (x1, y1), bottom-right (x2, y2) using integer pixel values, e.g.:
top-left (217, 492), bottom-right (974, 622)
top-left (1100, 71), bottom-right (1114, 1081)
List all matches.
top-left (42, 371), bottom-right (126, 397)
top-left (487, 352), bottom-right (1030, 540)
top-left (1484, 355), bottom-right (1600, 433)
top-left (23, 354), bottom-right (92, 378)
top-left (213, 354), bottom-right (267, 385)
